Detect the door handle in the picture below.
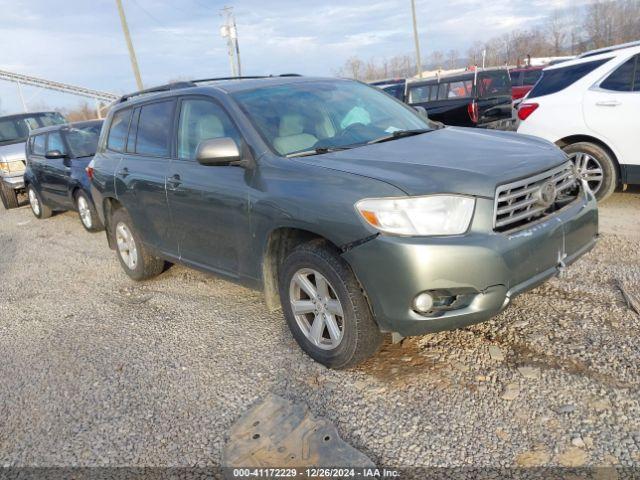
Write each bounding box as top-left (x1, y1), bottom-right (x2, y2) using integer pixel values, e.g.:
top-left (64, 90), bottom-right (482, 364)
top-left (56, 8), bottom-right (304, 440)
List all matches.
top-left (116, 167), bottom-right (130, 178)
top-left (167, 174), bottom-right (181, 188)
top-left (595, 100), bottom-right (621, 107)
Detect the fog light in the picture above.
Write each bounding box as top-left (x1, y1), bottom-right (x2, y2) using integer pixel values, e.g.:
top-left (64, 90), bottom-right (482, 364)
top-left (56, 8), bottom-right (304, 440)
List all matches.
top-left (413, 292), bottom-right (434, 313)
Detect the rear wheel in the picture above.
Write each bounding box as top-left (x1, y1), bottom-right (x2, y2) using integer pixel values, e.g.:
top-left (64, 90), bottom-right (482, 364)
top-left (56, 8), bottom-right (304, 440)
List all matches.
top-left (75, 190), bottom-right (103, 232)
top-left (279, 240), bottom-right (383, 369)
top-left (0, 182), bottom-right (20, 209)
top-left (111, 207), bottom-right (165, 281)
top-left (563, 142), bottom-right (617, 201)
top-left (27, 185), bottom-right (52, 219)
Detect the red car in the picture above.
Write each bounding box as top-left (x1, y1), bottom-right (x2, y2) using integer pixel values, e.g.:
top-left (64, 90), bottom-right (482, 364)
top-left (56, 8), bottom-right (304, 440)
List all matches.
top-left (509, 66), bottom-right (544, 100)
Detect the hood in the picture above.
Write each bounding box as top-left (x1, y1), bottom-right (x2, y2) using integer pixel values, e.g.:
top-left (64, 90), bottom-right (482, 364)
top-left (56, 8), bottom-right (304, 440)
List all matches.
top-left (0, 142), bottom-right (27, 162)
top-left (298, 127), bottom-right (567, 198)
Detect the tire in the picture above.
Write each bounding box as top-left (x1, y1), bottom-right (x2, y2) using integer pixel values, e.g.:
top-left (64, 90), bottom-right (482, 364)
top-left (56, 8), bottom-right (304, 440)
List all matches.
top-left (110, 207), bottom-right (165, 281)
top-left (75, 190), bottom-right (103, 233)
top-left (0, 182), bottom-right (20, 209)
top-left (279, 239), bottom-right (383, 369)
top-left (563, 142), bottom-right (617, 201)
top-left (27, 185), bottom-right (52, 219)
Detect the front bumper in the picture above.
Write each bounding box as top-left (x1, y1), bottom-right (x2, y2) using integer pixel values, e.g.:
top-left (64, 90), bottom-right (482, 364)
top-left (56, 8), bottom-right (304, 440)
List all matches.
top-left (1, 175), bottom-right (25, 191)
top-left (342, 193), bottom-right (598, 337)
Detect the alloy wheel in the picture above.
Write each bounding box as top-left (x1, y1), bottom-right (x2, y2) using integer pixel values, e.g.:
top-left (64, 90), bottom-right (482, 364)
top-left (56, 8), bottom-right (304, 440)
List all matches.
top-left (569, 151), bottom-right (604, 196)
top-left (28, 188), bottom-right (40, 216)
top-left (115, 222), bottom-right (138, 270)
top-left (289, 268), bottom-right (344, 350)
top-left (77, 196), bottom-right (92, 229)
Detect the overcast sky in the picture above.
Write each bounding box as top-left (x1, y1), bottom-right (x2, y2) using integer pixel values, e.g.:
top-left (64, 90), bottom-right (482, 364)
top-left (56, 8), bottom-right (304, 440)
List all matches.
top-left (0, 0), bottom-right (585, 113)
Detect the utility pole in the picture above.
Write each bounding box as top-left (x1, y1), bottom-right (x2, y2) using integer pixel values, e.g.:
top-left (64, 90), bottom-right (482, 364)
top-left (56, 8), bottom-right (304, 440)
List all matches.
top-left (410, 0), bottom-right (423, 78)
top-left (16, 81), bottom-right (28, 112)
top-left (115, 0), bottom-right (144, 90)
top-left (220, 6), bottom-right (242, 76)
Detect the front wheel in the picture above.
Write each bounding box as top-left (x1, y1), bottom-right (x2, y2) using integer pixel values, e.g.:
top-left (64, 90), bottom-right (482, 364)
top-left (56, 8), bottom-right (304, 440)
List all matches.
top-left (75, 190), bottom-right (103, 232)
top-left (110, 208), bottom-right (165, 281)
top-left (279, 240), bottom-right (383, 369)
top-left (563, 142), bottom-right (617, 201)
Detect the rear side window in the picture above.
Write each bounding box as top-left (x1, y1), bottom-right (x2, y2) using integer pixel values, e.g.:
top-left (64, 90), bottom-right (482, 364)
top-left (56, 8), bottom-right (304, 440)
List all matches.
top-left (601, 55), bottom-right (638, 92)
top-left (32, 135), bottom-right (46, 156)
top-left (408, 84), bottom-right (432, 103)
top-left (528, 59), bottom-right (610, 98)
top-left (107, 108), bottom-right (133, 152)
top-left (522, 69), bottom-right (542, 85)
top-left (134, 101), bottom-right (174, 156)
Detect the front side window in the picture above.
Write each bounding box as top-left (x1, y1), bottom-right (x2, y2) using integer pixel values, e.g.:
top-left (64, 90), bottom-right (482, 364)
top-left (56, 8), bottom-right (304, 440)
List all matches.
top-left (528, 59), bottom-right (610, 99)
top-left (66, 124), bottom-right (102, 158)
top-left (107, 108), bottom-right (132, 152)
top-left (233, 80), bottom-right (429, 157)
top-left (47, 132), bottom-right (66, 154)
top-left (32, 135), bottom-right (46, 156)
top-left (601, 55), bottom-right (637, 92)
top-left (135, 101), bottom-right (174, 156)
top-left (177, 98), bottom-right (241, 160)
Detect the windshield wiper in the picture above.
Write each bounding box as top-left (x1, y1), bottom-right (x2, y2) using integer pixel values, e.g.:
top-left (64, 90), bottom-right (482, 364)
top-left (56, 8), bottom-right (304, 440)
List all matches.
top-left (286, 146), bottom-right (356, 158)
top-left (367, 129), bottom-right (430, 145)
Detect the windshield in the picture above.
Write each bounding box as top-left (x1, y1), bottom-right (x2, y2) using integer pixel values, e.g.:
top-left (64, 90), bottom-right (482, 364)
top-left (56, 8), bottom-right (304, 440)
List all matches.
top-left (65, 124), bottom-right (101, 158)
top-left (232, 80), bottom-right (429, 156)
top-left (0, 118), bottom-right (30, 145)
top-left (0, 112), bottom-right (66, 145)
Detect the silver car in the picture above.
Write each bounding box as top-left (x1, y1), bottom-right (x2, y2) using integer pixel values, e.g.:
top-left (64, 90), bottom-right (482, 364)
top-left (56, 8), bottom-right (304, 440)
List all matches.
top-left (0, 112), bottom-right (66, 209)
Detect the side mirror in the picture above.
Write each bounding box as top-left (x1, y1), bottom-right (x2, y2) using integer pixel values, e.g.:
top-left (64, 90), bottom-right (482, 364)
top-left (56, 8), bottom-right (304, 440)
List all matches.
top-left (413, 106), bottom-right (429, 119)
top-left (196, 138), bottom-right (241, 166)
top-left (45, 149), bottom-right (67, 159)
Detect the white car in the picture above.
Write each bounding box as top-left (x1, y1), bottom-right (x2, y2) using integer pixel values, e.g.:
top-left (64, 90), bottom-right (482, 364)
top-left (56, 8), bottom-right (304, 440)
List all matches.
top-left (517, 41), bottom-right (640, 200)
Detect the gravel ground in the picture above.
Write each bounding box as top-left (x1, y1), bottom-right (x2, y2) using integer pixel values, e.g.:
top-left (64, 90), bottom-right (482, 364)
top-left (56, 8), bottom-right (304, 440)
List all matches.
top-left (0, 188), bottom-right (639, 473)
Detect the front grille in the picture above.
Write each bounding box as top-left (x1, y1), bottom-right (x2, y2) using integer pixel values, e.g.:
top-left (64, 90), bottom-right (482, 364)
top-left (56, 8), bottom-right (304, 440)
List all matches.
top-left (494, 161), bottom-right (579, 232)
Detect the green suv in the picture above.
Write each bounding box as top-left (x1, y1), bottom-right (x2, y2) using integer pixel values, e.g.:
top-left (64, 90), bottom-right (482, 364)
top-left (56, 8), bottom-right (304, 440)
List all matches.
top-left (90, 76), bottom-right (598, 368)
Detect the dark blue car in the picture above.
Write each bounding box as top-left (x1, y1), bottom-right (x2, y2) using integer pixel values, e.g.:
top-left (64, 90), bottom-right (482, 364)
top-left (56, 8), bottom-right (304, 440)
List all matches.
top-left (23, 119), bottom-right (104, 231)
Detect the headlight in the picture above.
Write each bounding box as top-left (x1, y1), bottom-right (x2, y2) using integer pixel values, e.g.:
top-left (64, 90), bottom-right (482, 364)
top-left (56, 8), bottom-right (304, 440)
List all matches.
top-left (355, 195), bottom-right (475, 236)
top-left (0, 162), bottom-right (9, 174)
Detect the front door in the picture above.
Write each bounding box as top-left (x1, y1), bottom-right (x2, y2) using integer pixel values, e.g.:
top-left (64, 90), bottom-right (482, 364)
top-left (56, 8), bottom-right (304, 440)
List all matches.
top-left (42, 131), bottom-right (74, 209)
top-left (584, 53), bottom-right (640, 173)
top-left (166, 96), bottom-right (251, 276)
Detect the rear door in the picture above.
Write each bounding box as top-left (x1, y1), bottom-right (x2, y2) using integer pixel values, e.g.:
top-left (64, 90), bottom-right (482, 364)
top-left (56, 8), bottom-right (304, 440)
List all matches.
top-left (114, 100), bottom-right (177, 255)
top-left (166, 95), bottom-right (251, 276)
top-left (584, 53), bottom-right (640, 173)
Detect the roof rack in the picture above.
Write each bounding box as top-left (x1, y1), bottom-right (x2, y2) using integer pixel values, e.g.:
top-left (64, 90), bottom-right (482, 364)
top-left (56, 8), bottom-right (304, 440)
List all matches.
top-left (579, 40), bottom-right (640, 58)
top-left (118, 74), bottom-right (303, 103)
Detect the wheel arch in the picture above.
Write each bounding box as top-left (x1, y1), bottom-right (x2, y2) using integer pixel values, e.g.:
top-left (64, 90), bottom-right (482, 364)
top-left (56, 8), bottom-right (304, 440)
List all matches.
top-left (103, 196), bottom-right (124, 249)
top-left (555, 134), bottom-right (622, 184)
top-left (261, 226), bottom-right (343, 312)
